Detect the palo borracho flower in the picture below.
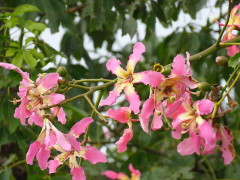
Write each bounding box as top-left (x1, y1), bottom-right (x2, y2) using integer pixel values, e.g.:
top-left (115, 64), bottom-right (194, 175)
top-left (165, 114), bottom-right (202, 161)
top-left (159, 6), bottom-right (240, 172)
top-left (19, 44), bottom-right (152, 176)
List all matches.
top-left (0, 62), bottom-right (66, 126)
top-left (108, 107), bottom-right (138, 152)
top-left (172, 99), bottom-right (217, 155)
top-left (102, 164), bottom-right (141, 180)
top-left (48, 117), bottom-right (107, 180)
top-left (26, 118), bottom-right (71, 170)
top-left (139, 53), bottom-right (198, 132)
top-left (218, 4), bottom-right (240, 56)
top-left (148, 53), bottom-right (198, 103)
top-left (100, 42), bottom-right (149, 114)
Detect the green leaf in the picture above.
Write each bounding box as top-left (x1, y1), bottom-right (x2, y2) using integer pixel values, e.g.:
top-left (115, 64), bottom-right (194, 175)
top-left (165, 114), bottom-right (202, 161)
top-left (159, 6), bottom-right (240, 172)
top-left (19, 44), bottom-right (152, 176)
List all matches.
top-left (25, 37), bottom-right (35, 45)
top-left (122, 17), bottom-right (137, 38)
top-left (0, 169), bottom-right (12, 180)
top-left (151, 0), bottom-right (167, 26)
top-left (12, 4), bottom-right (40, 16)
top-left (228, 52), bottom-right (240, 68)
top-left (24, 20), bottom-right (47, 34)
top-left (29, 49), bottom-right (45, 66)
top-left (4, 16), bottom-right (21, 28)
top-left (82, 0), bottom-right (94, 18)
top-left (12, 51), bottom-right (23, 67)
top-left (23, 50), bottom-right (37, 68)
top-left (9, 41), bottom-right (20, 48)
top-left (2, 154), bottom-right (17, 167)
top-left (5, 48), bottom-right (18, 57)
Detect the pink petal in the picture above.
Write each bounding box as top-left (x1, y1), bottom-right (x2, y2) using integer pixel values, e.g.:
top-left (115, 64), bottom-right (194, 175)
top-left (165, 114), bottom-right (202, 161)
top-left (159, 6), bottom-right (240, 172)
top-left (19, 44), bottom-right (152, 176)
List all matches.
top-left (171, 126), bottom-right (182, 139)
top-left (26, 141), bottom-right (41, 165)
top-left (222, 31), bottom-right (239, 56)
top-left (49, 159), bottom-right (61, 174)
top-left (151, 113), bottom-right (163, 131)
top-left (36, 73), bottom-right (60, 93)
top-left (49, 93), bottom-right (65, 104)
top-left (51, 107), bottom-right (66, 124)
top-left (196, 99), bottom-right (214, 115)
top-left (101, 89), bottom-right (121, 106)
top-left (108, 107), bottom-right (130, 123)
top-left (132, 71), bottom-right (150, 85)
top-left (66, 134), bottom-right (81, 151)
top-left (126, 42), bottom-right (145, 74)
top-left (69, 117), bottom-right (94, 138)
top-left (177, 134), bottom-right (200, 155)
top-left (102, 171), bottom-right (119, 179)
top-left (124, 84), bottom-right (141, 114)
top-left (28, 110), bottom-right (43, 127)
top-left (198, 120), bottom-right (216, 145)
top-left (84, 146), bottom-right (107, 164)
top-left (220, 126), bottom-right (235, 165)
top-left (0, 62), bottom-right (32, 82)
top-left (226, 45), bottom-right (239, 57)
top-left (147, 71), bottom-right (165, 87)
top-left (177, 137), bottom-right (194, 155)
top-left (36, 144), bottom-right (50, 170)
top-left (129, 164), bottom-right (141, 177)
top-left (106, 58), bottom-right (122, 75)
top-left (171, 117), bottom-right (183, 139)
top-left (165, 99), bottom-right (185, 119)
top-left (53, 129), bottom-right (71, 151)
top-left (116, 128), bottom-right (133, 153)
top-left (170, 55), bottom-right (187, 77)
top-left (128, 42), bottom-right (145, 63)
top-left (14, 98), bottom-right (31, 125)
top-left (139, 96), bottom-right (154, 132)
top-left (71, 167), bottom-right (86, 180)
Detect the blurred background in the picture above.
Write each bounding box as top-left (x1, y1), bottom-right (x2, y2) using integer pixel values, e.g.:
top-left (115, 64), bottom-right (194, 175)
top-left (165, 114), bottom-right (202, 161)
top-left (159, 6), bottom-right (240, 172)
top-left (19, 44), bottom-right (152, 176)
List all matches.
top-left (0, 0), bottom-right (240, 179)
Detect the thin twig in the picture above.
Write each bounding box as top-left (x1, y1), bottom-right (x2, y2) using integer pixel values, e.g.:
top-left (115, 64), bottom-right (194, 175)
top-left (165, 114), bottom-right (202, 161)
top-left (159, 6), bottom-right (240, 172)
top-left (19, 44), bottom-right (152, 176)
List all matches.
top-left (216, 0), bottom-right (232, 45)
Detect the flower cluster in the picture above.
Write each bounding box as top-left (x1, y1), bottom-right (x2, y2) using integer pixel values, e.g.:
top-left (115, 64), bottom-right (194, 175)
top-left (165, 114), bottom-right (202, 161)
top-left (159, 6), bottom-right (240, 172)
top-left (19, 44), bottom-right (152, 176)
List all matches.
top-left (101, 42), bottom-right (235, 165)
top-left (0, 38), bottom-right (237, 179)
top-left (0, 64), bottom-right (107, 179)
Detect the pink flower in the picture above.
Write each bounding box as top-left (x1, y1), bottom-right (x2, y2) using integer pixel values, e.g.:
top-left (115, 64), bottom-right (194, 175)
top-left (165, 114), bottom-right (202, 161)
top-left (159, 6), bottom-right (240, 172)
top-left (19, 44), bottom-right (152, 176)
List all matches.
top-left (48, 117), bottom-right (107, 180)
top-left (173, 99), bottom-right (217, 155)
top-left (0, 63), bottom-right (66, 126)
top-left (139, 54), bottom-right (198, 132)
top-left (26, 118), bottom-right (71, 170)
top-left (102, 164), bottom-right (141, 180)
top-left (108, 107), bottom-right (138, 152)
top-left (101, 42), bottom-right (149, 114)
top-left (216, 125), bottom-right (235, 164)
top-left (218, 4), bottom-right (240, 56)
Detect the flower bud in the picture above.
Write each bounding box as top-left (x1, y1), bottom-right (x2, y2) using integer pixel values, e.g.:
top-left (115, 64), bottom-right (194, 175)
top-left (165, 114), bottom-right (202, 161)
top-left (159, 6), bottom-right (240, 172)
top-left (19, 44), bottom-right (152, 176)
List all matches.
top-left (198, 82), bottom-right (213, 91)
top-left (57, 66), bottom-right (68, 77)
top-left (162, 65), bottom-right (171, 76)
top-left (153, 63), bottom-right (164, 73)
top-left (215, 56), bottom-right (228, 66)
